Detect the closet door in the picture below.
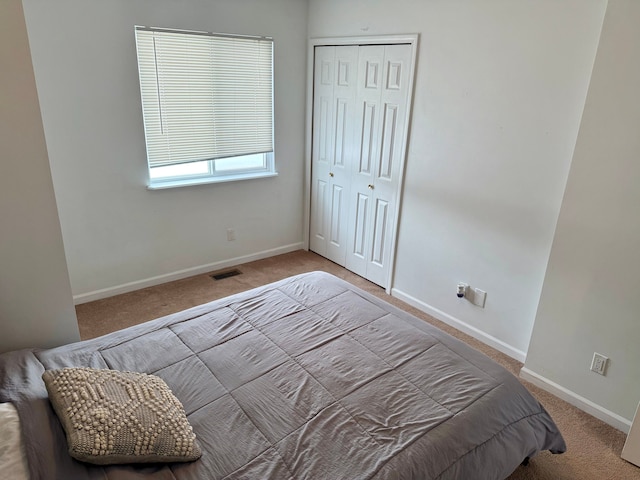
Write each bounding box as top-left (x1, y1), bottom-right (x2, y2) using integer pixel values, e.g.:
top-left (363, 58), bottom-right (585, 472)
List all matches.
top-left (345, 44), bottom-right (412, 287)
top-left (310, 43), bottom-right (413, 288)
top-left (309, 46), bottom-right (358, 265)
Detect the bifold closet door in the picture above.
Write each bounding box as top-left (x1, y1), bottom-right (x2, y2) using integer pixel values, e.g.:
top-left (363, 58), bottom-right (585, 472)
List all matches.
top-left (345, 44), bottom-right (412, 287)
top-left (309, 46), bottom-right (358, 265)
top-left (310, 43), bottom-right (412, 288)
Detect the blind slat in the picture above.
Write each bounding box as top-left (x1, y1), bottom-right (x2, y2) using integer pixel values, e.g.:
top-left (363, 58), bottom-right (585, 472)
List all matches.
top-left (135, 28), bottom-right (274, 169)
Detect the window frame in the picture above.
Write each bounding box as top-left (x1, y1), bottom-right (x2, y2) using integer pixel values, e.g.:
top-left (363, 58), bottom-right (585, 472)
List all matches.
top-left (146, 153), bottom-right (276, 190)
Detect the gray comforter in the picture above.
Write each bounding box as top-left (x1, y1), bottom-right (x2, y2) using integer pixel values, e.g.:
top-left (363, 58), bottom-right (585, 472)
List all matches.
top-left (0, 272), bottom-right (565, 479)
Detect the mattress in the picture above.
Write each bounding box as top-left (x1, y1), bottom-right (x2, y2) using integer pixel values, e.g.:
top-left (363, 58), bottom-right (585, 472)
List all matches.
top-left (0, 271), bottom-right (565, 479)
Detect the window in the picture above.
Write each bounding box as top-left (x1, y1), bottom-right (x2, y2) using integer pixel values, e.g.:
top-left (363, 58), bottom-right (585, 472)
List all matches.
top-left (135, 27), bottom-right (275, 188)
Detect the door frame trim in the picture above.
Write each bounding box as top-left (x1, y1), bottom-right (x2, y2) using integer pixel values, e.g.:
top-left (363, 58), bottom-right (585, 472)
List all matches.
top-left (303, 34), bottom-right (419, 293)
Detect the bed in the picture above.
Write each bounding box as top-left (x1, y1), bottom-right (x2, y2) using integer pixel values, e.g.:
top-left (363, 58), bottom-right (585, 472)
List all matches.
top-left (0, 271), bottom-right (565, 479)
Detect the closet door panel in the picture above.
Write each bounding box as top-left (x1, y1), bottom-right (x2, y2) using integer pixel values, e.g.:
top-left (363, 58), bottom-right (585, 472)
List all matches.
top-left (362, 44), bottom-right (412, 286)
top-left (346, 45), bottom-right (384, 277)
top-left (325, 46), bottom-right (358, 264)
top-left (310, 47), bottom-right (335, 256)
top-left (310, 46), bottom-right (358, 265)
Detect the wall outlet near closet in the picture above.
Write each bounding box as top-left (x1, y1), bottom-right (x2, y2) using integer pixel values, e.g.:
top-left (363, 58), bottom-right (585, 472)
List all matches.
top-left (590, 352), bottom-right (608, 375)
top-left (472, 288), bottom-right (487, 308)
top-left (457, 283), bottom-right (487, 308)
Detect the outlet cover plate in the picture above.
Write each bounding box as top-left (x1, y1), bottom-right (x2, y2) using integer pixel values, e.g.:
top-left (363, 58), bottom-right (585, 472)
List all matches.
top-left (472, 288), bottom-right (486, 308)
top-left (590, 352), bottom-right (608, 375)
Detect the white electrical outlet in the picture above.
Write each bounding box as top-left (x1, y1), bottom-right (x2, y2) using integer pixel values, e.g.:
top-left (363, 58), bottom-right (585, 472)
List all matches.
top-left (472, 288), bottom-right (486, 308)
top-left (590, 352), bottom-right (608, 375)
top-left (226, 228), bottom-right (236, 241)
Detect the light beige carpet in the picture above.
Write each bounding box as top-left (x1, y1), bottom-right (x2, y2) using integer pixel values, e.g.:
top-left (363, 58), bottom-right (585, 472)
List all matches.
top-left (76, 250), bottom-right (640, 480)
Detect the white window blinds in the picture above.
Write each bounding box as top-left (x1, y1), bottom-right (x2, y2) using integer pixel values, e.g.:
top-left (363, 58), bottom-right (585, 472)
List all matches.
top-left (135, 27), bottom-right (274, 169)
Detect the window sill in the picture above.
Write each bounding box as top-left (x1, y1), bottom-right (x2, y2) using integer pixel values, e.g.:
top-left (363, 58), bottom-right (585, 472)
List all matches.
top-left (147, 171), bottom-right (278, 190)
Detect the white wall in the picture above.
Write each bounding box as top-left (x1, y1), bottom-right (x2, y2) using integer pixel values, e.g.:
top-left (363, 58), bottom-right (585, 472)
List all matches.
top-left (21, 0), bottom-right (308, 300)
top-left (524, 0), bottom-right (640, 426)
top-left (0, 0), bottom-right (79, 352)
top-left (308, 0), bottom-right (607, 358)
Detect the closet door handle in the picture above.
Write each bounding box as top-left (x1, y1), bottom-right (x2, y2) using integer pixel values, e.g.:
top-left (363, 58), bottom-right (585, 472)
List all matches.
top-left (329, 172), bottom-right (334, 177)
top-left (368, 184), bottom-right (374, 190)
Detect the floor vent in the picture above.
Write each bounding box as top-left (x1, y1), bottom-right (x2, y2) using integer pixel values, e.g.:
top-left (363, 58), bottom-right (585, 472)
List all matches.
top-left (210, 269), bottom-right (242, 281)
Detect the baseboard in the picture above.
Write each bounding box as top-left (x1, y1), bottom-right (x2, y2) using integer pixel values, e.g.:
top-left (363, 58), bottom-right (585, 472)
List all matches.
top-left (73, 243), bottom-right (304, 305)
top-left (520, 367), bottom-right (632, 433)
top-left (390, 288), bottom-right (527, 362)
